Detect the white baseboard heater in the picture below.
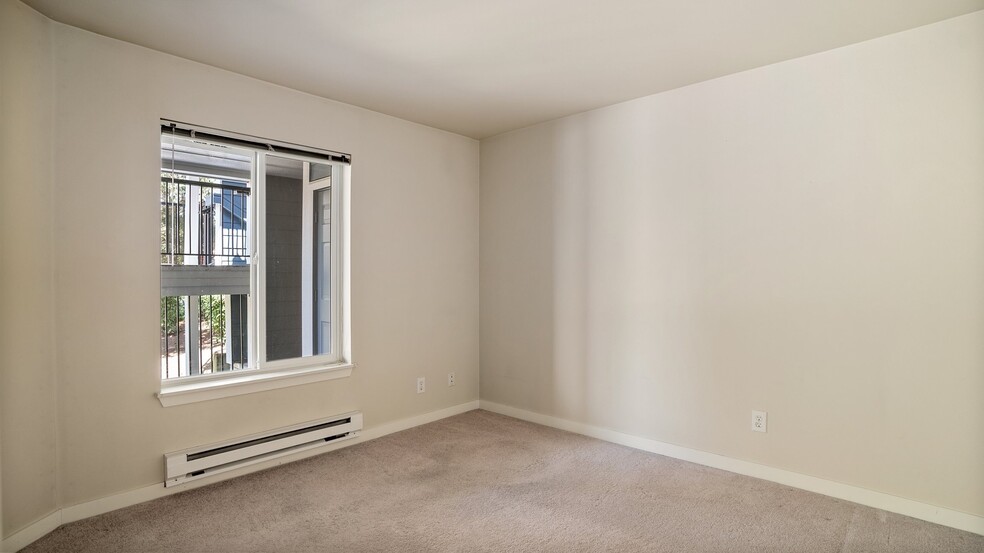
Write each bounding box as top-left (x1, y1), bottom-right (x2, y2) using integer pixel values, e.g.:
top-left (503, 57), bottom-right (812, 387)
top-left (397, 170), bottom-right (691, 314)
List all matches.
top-left (164, 411), bottom-right (363, 487)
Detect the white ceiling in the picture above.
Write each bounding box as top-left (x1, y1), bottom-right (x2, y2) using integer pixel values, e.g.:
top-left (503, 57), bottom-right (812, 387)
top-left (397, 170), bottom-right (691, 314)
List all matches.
top-left (24, 0), bottom-right (984, 139)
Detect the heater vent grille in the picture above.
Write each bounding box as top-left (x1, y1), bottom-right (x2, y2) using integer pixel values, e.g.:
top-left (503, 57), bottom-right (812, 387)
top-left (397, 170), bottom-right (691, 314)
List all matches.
top-left (187, 418), bottom-right (351, 461)
top-left (164, 411), bottom-right (362, 486)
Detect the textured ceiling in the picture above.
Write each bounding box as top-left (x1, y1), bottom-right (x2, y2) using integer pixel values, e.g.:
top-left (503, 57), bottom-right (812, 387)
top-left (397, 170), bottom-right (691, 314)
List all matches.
top-left (24, 0), bottom-right (984, 138)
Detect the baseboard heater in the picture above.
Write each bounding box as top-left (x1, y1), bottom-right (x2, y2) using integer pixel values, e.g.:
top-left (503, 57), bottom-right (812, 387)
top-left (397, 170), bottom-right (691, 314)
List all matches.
top-left (164, 411), bottom-right (363, 487)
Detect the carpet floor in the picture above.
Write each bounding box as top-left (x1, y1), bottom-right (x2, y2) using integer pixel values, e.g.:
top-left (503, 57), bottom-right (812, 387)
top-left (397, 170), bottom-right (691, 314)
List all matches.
top-left (22, 410), bottom-right (984, 552)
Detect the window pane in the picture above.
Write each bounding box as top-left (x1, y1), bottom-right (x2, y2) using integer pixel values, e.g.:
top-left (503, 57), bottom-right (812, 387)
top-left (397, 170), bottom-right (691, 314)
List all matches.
top-left (160, 134), bottom-right (253, 379)
top-left (264, 155), bottom-right (332, 361)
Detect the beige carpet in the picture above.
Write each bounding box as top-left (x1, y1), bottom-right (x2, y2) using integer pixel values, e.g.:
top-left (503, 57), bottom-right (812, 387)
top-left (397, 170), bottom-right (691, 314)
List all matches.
top-left (22, 410), bottom-right (984, 552)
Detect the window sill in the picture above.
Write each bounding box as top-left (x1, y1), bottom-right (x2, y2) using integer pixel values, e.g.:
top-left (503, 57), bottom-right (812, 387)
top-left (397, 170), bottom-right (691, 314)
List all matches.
top-left (157, 362), bottom-right (354, 407)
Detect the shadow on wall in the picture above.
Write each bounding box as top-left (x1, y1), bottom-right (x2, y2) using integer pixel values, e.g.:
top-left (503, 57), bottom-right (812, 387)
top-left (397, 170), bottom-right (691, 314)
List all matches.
top-left (546, 109), bottom-right (707, 436)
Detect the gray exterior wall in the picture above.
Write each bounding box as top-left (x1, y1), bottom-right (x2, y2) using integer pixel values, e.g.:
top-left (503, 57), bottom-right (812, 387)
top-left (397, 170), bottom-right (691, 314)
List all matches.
top-left (264, 174), bottom-right (303, 361)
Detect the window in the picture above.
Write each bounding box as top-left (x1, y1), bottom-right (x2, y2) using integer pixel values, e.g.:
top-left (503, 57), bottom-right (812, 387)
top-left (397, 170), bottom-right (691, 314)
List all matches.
top-left (158, 122), bottom-right (351, 406)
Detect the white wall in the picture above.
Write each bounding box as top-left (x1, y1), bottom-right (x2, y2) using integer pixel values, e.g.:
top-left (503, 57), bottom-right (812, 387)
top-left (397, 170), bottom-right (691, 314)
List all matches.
top-left (0, 0), bottom-right (59, 536)
top-left (481, 12), bottom-right (984, 517)
top-left (2, 3), bottom-right (479, 537)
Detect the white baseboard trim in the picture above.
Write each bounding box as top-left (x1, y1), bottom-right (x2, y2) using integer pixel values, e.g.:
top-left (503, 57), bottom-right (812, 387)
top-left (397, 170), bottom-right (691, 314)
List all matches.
top-left (359, 400), bottom-right (480, 442)
top-left (1, 400), bottom-right (480, 552)
top-left (0, 511), bottom-right (60, 553)
top-left (479, 400), bottom-right (984, 537)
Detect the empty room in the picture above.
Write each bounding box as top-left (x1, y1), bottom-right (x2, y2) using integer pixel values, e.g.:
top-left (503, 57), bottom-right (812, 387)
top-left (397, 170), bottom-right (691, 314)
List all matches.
top-left (1, 0), bottom-right (982, 551)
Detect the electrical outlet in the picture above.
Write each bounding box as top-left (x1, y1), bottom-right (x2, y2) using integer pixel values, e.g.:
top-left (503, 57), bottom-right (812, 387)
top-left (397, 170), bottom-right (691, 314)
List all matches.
top-left (448, 372), bottom-right (455, 387)
top-left (752, 411), bottom-right (767, 433)
top-left (417, 377), bottom-right (426, 394)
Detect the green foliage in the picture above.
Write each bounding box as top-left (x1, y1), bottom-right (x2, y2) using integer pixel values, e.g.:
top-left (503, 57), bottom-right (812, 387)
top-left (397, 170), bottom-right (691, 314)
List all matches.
top-left (160, 295), bottom-right (226, 342)
top-left (200, 295), bottom-right (226, 342)
top-left (160, 296), bottom-right (184, 335)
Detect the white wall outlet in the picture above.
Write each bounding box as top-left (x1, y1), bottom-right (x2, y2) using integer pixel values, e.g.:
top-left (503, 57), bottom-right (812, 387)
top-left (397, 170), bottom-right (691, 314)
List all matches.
top-left (448, 372), bottom-right (455, 387)
top-left (417, 377), bottom-right (426, 394)
top-left (752, 410), bottom-right (767, 433)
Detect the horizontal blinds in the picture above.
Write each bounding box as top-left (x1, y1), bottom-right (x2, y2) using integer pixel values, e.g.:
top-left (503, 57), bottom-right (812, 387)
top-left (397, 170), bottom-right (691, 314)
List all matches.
top-left (161, 119), bottom-right (350, 164)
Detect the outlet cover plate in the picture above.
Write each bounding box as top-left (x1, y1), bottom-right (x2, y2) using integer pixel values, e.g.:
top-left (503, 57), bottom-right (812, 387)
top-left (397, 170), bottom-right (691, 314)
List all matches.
top-left (752, 410), bottom-right (767, 433)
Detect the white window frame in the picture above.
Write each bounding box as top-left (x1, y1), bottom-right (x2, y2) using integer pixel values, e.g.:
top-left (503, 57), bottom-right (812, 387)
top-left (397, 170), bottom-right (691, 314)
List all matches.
top-left (158, 127), bottom-right (352, 407)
